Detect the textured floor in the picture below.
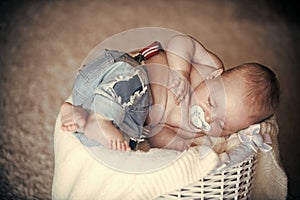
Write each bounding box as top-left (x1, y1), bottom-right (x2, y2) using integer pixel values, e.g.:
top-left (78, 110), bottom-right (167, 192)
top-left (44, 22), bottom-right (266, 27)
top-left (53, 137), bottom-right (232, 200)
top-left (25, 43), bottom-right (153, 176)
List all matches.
top-left (0, 0), bottom-right (299, 199)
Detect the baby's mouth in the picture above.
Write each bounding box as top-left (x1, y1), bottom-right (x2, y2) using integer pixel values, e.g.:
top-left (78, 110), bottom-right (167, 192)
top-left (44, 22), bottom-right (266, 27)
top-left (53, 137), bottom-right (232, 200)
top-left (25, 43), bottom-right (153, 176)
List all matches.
top-left (190, 105), bottom-right (211, 131)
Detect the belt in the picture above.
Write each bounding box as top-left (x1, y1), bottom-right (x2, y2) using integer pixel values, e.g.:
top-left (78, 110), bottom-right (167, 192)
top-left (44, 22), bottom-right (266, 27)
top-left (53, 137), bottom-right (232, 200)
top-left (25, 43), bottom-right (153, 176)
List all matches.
top-left (134, 41), bottom-right (164, 63)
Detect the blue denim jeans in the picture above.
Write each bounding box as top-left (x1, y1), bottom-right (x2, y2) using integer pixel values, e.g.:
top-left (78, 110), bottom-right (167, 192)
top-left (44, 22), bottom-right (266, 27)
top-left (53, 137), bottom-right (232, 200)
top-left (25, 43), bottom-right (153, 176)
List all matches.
top-left (72, 49), bottom-right (152, 139)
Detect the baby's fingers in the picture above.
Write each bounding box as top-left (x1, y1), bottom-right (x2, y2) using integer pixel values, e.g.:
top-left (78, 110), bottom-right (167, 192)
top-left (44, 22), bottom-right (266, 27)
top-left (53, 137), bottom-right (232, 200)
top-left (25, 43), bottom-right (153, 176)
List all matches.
top-left (175, 82), bottom-right (188, 104)
top-left (169, 79), bottom-right (180, 91)
top-left (174, 88), bottom-right (185, 104)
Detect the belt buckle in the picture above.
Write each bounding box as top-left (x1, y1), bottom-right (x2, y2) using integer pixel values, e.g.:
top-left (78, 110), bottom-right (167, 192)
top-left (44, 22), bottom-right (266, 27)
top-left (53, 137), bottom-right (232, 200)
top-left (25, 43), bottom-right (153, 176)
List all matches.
top-left (129, 137), bottom-right (145, 150)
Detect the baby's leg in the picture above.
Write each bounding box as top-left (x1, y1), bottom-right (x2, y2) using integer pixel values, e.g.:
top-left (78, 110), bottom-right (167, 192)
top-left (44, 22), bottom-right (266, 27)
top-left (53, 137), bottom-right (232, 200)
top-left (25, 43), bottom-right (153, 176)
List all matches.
top-left (84, 112), bottom-right (130, 151)
top-left (60, 102), bottom-right (88, 132)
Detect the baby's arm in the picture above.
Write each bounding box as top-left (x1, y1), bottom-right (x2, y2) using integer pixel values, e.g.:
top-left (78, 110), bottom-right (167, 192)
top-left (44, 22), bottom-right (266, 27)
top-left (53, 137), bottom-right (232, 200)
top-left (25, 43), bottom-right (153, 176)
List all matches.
top-left (148, 124), bottom-right (200, 151)
top-left (84, 112), bottom-right (130, 151)
top-left (166, 35), bottom-right (224, 103)
top-left (166, 35), bottom-right (224, 73)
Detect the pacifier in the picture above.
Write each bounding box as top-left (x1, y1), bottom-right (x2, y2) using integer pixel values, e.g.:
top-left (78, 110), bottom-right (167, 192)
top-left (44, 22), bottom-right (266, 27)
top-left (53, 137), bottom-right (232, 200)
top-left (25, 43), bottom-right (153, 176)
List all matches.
top-left (190, 105), bottom-right (211, 131)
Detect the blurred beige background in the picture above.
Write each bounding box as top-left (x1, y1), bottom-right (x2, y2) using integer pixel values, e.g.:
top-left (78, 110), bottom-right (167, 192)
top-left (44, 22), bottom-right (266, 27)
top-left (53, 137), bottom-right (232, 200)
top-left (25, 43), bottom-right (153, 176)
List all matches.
top-left (0, 0), bottom-right (299, 199)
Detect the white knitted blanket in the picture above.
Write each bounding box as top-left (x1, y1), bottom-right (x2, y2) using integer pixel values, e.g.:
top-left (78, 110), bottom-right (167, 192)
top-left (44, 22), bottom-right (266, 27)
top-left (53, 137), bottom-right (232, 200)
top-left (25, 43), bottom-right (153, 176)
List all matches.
top-left (52, 113), bottom-right (287, 199)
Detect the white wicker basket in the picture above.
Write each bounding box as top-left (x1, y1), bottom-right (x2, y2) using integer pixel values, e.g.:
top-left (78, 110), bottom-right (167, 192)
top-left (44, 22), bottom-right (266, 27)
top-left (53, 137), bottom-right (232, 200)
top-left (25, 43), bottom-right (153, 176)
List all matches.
top-left (158, 154), bottom-right (257, 200)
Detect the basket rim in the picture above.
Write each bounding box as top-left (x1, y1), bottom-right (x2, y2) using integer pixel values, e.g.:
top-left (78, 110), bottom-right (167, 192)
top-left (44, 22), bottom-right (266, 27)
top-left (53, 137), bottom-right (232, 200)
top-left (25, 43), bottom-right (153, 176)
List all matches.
top-left (210, 152), bottom-right (257, 174)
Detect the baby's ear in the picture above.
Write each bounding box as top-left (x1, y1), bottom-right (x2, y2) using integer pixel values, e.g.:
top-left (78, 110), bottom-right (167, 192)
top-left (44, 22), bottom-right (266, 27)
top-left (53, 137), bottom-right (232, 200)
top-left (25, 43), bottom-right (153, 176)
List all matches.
top-left (206, 69), bottom-right (223, 80)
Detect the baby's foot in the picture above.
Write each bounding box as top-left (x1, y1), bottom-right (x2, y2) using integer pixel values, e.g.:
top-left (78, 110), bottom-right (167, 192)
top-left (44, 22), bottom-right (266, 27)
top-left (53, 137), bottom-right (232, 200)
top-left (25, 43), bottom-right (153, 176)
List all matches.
top-left (102, 131), bottom-right (131, 151)
top-left (60, 102), bottom-right (88, 132)
top-left (85, 130), bottom-right (131, 152)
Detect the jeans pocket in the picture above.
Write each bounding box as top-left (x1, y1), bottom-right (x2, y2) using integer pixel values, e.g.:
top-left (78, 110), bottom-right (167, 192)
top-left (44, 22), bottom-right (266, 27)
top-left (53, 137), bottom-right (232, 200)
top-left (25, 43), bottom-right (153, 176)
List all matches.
top-left (72, 73), bottom-right (93, 106)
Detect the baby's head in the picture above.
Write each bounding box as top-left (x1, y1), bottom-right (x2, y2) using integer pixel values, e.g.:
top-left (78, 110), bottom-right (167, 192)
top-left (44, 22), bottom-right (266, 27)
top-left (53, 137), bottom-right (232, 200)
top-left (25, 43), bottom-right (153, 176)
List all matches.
top-left (222, 63), bottom-right (280, 124)
top-left (192, 62), bottom-right (280, 136)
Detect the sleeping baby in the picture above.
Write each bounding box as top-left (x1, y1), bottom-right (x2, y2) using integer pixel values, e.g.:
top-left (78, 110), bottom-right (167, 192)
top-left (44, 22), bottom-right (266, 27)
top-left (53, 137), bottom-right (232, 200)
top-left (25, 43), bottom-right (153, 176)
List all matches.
top-left (60, 35), bottom-right (280, 151)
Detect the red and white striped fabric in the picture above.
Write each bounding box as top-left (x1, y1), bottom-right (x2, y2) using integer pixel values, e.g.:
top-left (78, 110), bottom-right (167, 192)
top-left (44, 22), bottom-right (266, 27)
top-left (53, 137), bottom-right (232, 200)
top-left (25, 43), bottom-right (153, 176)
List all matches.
top-left (139, 41), bottom-right (163, 60)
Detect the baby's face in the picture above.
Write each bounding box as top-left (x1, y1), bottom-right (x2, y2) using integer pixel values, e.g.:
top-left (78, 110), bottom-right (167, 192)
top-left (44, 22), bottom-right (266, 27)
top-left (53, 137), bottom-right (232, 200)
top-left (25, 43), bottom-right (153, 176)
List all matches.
top-left (191, 75), bottom-right (253, 136)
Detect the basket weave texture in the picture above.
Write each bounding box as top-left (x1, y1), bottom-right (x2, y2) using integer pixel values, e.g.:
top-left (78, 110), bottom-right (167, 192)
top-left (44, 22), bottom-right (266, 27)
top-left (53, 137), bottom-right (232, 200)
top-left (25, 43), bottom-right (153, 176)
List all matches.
top-left (158, 154), bottom-right (257, 200)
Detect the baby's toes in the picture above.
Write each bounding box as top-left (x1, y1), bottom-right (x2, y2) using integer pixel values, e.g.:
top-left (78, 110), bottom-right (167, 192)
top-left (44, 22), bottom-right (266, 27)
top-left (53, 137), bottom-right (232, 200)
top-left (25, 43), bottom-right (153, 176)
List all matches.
top-left (110, 140), bottom-right (117, 151)
top-left (61, 125), bottom-right (68, 131)
top-left (125, 142), bottom-right (131, 151)
top-left (121, 141), bottom-right (131, 151)
top-left (118, 141), bottom-right (127, 151)
top-left (64, 124), bottom-right (78, 132)
top-left (116, 141), bottom-right (130, 151)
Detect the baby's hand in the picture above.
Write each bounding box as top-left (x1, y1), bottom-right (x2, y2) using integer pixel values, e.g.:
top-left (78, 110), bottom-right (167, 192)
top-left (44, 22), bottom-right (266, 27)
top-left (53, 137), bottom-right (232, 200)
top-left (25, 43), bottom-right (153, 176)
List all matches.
top-left (169, 71), bottom-right (190, 105)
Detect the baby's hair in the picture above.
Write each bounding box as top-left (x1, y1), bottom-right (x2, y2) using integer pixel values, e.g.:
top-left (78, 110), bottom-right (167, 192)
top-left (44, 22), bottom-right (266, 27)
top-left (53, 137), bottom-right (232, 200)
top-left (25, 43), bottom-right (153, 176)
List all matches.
top-left (223, 63), bottom-right (280, 122)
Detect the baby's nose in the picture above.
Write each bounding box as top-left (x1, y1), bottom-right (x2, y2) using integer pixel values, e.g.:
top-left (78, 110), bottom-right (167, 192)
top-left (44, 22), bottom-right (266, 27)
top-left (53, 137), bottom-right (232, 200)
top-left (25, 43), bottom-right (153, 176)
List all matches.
top-left (201, 106), bottom-right (212, 123)
top-left (204, 110), bottom-right (219, 125)
top-left (198, 103), bottom-right (211, 120)
top-left (205, 115), bottom-right (210, 124)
